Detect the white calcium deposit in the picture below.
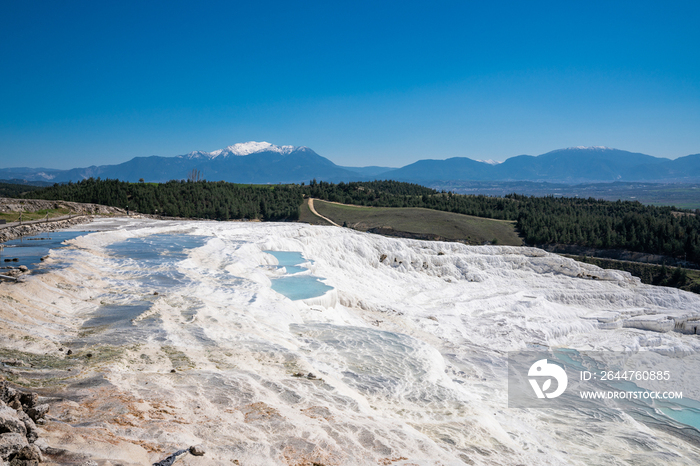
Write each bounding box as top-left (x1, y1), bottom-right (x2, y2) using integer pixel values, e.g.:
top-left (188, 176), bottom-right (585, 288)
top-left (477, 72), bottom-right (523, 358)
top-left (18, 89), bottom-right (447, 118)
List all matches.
top-left (2, 217), bottom-right (700, 465)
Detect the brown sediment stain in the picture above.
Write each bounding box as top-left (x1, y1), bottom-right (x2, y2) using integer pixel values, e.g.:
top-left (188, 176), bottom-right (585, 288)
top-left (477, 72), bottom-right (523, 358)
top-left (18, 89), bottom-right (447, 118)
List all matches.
top-left (241, 401), bottom-right (284, 423)
top-left (40, 419), bottom-right (155, 464)
top-left (301, 406), bottom-right (334, 421)
top-left (132, 439), bottom-right (162, 454)
top-left (52, 385), bottom-right (171, 428)
top-left (280, 442), bottom-right (343, 466)
top-left (43, 385), bottom-right (188, 457)
top-left (377, 456), bottom-right (409, 465)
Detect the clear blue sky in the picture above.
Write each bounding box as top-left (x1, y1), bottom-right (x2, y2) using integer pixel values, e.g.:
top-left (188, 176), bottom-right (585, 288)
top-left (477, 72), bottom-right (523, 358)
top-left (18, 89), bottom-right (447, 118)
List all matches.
top-left (1, 0), bottom-right (699, 169)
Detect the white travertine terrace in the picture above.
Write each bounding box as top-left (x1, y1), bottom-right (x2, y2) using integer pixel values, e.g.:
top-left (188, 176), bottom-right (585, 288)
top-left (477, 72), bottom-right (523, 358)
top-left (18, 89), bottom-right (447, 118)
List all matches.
top-left (2, 217), bottom-right (700, 465)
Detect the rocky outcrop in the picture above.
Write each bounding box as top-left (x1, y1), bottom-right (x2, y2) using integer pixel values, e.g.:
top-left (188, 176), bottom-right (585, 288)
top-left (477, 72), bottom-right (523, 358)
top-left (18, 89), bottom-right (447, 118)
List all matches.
top-left (189, 445), bottom-right (205, 456)
top-left (0, 197), bottom-right (127, 244)
top-left (152, 445), bottom-right (205, 466)
top-left (9, 444), bottom-right (42, 465)
top-left (0, 434), bottom-right (28, 462)
top-left (0, 217), bottom-right (92, 244)
top-left (0, 382), bottom-right (46, 464)
top-left (0, 198), bottom-right (123, 216)
top-left (0, 267), bottom-right (28, 280)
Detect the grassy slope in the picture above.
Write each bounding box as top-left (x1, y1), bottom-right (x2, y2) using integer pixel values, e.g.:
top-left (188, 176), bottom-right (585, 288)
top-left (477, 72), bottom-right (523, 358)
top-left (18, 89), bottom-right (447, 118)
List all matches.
top-left (312, 200), bottom-right (522, 246)
top-left (298, 198), bottom-right (332, 226)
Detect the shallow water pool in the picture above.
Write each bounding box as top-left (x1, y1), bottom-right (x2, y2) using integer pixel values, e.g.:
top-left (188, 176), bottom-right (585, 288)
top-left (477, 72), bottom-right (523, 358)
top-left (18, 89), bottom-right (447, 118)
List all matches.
top-left (270, 274), bottom-right (334, 301)
top-left (106, 234), bottom-right (209, 263)
top-left (265, 250), bottom-right (333, 300)
top-left (105, 234), bottom-right (210, 290)
top-left (0, 230), bottom-right (91, 271)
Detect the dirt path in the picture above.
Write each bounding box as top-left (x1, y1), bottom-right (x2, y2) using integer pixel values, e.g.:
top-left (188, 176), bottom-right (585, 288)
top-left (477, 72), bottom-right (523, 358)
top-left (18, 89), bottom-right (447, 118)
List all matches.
top-left (0, 214), bottom-right (83, 230)
top-left (0, 215), bottom-right (95, 244)
top-left (307, 198), bottom-right (340, 227)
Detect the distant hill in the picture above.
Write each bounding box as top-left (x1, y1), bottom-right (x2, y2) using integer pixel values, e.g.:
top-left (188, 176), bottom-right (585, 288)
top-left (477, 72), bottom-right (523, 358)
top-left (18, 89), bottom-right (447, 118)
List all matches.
top-left (0, 179), bottom-right (55, 187)
top-left (339, 166), bottom-right (396, 177)
top-left (380, 157), bottom-right (495, 182)
top-left (383, 147), bottom-right (700, 183)
top-left (495, 147), bottom-right (670, 182)
top-left (1, 143), bottom-right (699, 184)
top-left (0, 142), bottom-right (362, 184)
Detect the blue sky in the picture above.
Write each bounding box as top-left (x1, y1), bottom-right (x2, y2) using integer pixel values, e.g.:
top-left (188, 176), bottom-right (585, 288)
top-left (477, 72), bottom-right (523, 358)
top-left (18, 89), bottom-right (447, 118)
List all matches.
top-left (1, 0), bottom-right (699, 169)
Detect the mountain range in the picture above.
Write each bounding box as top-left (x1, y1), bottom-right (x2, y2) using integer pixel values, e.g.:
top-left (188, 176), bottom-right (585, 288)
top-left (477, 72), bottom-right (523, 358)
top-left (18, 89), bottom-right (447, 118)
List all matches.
top-left (2, 142), bottom-right (699, 185)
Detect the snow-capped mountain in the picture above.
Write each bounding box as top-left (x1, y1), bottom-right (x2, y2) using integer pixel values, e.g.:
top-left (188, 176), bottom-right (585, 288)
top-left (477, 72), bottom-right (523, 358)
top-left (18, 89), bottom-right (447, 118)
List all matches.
top-left (1, 144), bottom-right (699, 184)
top-left (0, 142), bottom-right (360, 184)
top-left (184, 141), bottom-right (299, 159)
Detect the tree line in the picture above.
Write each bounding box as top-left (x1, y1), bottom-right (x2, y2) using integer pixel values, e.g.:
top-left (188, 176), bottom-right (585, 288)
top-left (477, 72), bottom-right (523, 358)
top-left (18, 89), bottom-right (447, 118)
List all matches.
top-left (24, 178), bottom-right (302, 221)
top-left (22, 178), bottom-right (700, 265)
top-left (0, 182), bottom-right (44, 198)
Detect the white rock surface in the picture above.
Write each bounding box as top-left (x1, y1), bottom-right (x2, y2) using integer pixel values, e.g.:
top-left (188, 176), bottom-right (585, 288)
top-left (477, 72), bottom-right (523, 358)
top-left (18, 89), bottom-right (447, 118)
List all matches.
top-left (1, 217), bottom-right (699, 465)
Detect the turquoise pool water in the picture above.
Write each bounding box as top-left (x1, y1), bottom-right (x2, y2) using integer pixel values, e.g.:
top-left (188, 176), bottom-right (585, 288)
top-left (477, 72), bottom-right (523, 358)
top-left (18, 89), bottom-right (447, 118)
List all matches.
top-left (265, 251), bottom-right (333, 301)
top-left (265, 251), bottom-right (309, 274)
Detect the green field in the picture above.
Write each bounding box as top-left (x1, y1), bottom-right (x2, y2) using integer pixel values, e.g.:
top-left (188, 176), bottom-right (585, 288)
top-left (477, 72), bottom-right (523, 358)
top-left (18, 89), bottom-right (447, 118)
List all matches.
top-left (298, 198), bottom-right (331, 226)
top-left (311, 200), bottom-right (523, 245)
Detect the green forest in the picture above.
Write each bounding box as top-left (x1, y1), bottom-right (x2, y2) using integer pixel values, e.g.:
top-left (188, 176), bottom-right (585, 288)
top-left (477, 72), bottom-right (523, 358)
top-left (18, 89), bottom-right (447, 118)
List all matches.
top-left (24, 178), bottom-right (302, 221)
top-left (0, 181), bottom-right (44, 198)
top-left (23, 178), bottom-right (700, 266)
